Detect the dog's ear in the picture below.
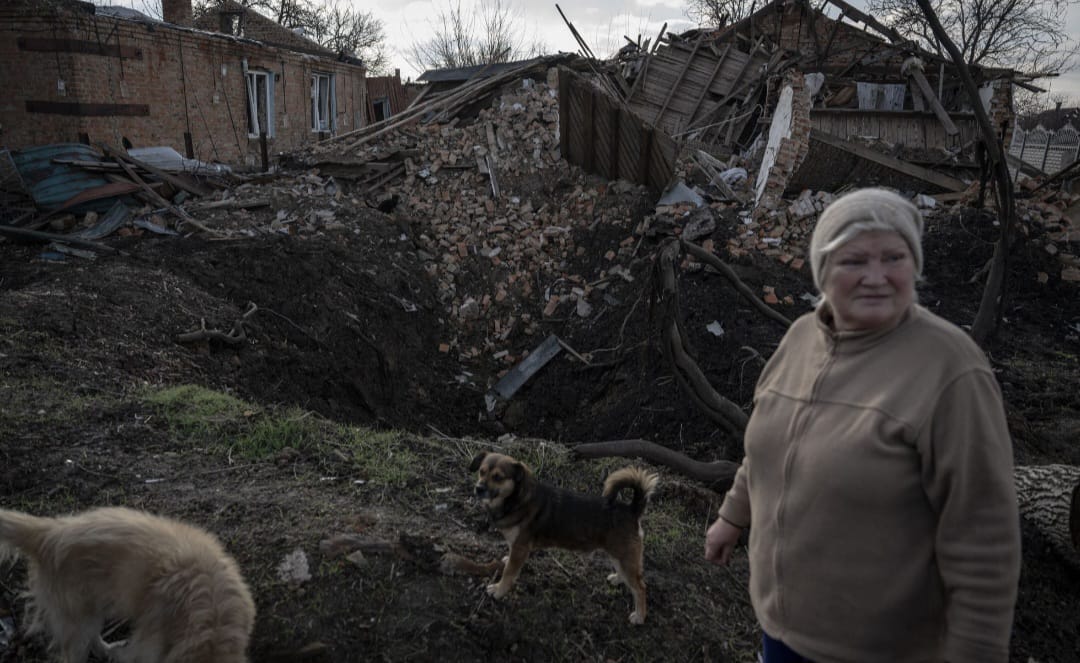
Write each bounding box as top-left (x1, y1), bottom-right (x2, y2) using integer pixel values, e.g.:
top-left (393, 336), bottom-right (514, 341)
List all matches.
top-left (469, 452), bottom-right (488, 472)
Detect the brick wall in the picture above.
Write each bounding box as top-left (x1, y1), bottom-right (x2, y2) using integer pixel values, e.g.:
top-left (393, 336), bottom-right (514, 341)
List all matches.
top-left (755, 70), bottom-right (811, 218)
top-left (0, 2), bottom-right (367, 167)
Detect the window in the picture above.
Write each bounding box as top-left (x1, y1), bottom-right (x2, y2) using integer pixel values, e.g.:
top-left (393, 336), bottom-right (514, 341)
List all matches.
top-left (372, 97), bottom-right (390, 123)
top-left (311, 73), bottom-right (336, 132)
top-left (220, 12), bottom-right (243, 36)
top-left (245, 70), bottom-right (274, 138)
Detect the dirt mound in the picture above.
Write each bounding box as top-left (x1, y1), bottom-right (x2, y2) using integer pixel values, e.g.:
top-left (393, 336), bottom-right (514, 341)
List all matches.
top-left (3, 65), bottom-right (1080, 662)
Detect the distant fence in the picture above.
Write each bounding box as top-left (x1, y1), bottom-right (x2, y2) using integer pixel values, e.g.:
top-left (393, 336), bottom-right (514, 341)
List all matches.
top-left (1009, 123), bottom-right (1080, 175)
top-left (558, 67), bottom-right (676, 193)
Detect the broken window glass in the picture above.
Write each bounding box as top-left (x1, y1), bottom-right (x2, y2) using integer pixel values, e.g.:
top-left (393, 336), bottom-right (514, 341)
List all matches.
top-left (245, 70), bottom-right (273, 138)
top-left (311, 73), bottom-right (334, 132)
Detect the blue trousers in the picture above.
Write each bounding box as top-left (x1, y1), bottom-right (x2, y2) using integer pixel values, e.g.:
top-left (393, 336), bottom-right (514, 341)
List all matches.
top-left (762, 632), bottom-right (813, 663)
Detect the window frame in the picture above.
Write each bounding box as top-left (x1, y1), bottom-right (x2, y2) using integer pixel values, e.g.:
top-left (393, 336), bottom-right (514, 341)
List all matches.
top-left (311, 72), bottom-right (336, 133)
top-left (372, 96), bottom-right (391, 123)
top-left (245, 69), bottom-right (274, 139)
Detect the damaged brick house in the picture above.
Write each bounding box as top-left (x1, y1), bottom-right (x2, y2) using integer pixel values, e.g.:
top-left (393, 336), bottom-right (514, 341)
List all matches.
top-left (0, 0), bottom-right (368, 167)
top-left (565, 0), bottom-right (1032, 211)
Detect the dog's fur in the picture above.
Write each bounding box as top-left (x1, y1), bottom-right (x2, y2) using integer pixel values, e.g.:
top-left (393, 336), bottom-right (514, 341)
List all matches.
top-left (470, 451), bottom-right (659, 624)
top-left (0, 506), bottom-right (255, 663)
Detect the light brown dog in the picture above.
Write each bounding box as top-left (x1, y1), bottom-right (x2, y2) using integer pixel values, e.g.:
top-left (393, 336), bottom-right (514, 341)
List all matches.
top-left (0, 506), bottom-right (255, 663)
top-left (470, 451), bottom-right (659, 624)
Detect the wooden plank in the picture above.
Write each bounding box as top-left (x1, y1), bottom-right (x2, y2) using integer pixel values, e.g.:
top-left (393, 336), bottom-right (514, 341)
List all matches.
top-left (908, 68), bottom-right (959, 136)
top-left (608, 102), bottom-right (621, 180)
top-left (583, 86), bottom-right (595, 173)
top-left (822, 0), bottom-right (903, 42)
top-left (811, 130), bottom-right (967, 191)
top-left (559, 67), bottom-right (571, 163)
top-left (654, 34), bottom-right (706, 127)
top-left (638, 124), bottom-right (653, 185)
top-left (98, 145), bottom-right (213, 233)
top-left (112, 151), bottom-right (210, 198)
top-left (26, 101), bottom-right (149, 117)
top-left (594, 95), bottom-right (612, 177)
top-left (687, 37), bottom-right (764, 132)
top-left (18, 37), bottom-right (142, 59)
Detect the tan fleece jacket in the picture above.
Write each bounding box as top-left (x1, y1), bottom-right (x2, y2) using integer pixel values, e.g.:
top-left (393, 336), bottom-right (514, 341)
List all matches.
top-left (719, 304), bottom-right (1020, 663)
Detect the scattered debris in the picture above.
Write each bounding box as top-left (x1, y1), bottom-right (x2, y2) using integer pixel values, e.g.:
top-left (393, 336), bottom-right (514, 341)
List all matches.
top-left (277, 548), bottom-right (311, 585)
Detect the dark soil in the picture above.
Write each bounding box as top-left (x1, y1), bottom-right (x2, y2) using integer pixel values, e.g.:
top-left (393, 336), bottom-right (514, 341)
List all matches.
top-left (1, 179), bottom-right (1078, 662)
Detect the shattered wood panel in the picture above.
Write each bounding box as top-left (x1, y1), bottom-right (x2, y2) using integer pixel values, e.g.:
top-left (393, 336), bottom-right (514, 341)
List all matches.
top-left (617, 113), bottom-right (644, 184)
top-left (563, 75), bottom-right (591, 168)
top-left (787, 132), bottom-right (966, 194)
top-left (558, 67), bottom-right (674, 193)
top-left (593, 96), bottom-right (616, 180)
top-left (629, 43), bottom-right (763, 137)
top-left (809, 110), bottom-right (979, 150)
top-left (646, 129), bottom-right (677, 190)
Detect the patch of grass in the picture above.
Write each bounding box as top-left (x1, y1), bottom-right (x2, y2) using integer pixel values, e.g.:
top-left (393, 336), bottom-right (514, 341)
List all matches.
top-left (0, 377), bottom-right (121, 428)
top-left (144, 384), bottom-right (253, 443)
top-left (643, 502), bottom-right (703, 561)
top-left (345, 428), bottom-right (420, 487)
top-left (235, 408), bottom-right (325, 458)
top-left (144, 385), bottom-right (336, 459)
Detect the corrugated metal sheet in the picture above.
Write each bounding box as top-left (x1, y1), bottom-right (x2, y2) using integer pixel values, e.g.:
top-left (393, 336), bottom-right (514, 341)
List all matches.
top-left (10, 143), bottom-right (122, 213)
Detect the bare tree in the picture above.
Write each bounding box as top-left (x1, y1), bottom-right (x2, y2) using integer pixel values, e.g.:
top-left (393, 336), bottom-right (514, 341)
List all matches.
top-left (194, 0), bottom-right (390, 74)
top-left (684, 0), bottom-right (758, 29)
top-left (406, 0), bottom-right (546, 72)
top-left (305, 0), bottom-right (390, 74)
top-left (867, 0), bottom-right (1080, 74)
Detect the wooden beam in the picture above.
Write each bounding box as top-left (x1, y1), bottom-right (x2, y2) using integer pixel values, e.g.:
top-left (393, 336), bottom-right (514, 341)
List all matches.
top-left (112, 151), bottom-right (210, 198)
top-left (654, 34), bottom-right (706, 128)
top-left (559, 68), bottom-right (572, 164)
top-left (811, 130), bottom-right (967, 191)
top-left (822, 0), bottom-right (903, 42)
top-left (688, 37), bottom-right (764, 132)
top-left (686, 44), bottom-right (733, 126)
top-left (638, 124), bottom-right (653, 186)
top-left (608, 103), bottom-right (621, 180)
top-left (907, 68), bottom-right (960, 136)
top-left (26, 101), bottom-right (149, 117)
top-left (583, 87), bottom-right (595, 173)
top-left (820, 9), bottom-right (845, 64)
top-left (18, 37), bottom-right (142, 59)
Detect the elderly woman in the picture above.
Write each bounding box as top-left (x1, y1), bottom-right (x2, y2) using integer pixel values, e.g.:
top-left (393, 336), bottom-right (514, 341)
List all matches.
top-left (704, 188), bottom-right (1021, 663)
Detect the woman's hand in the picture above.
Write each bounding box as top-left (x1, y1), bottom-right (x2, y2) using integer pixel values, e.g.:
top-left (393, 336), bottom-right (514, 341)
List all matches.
top-left (704, 517), bottom-right (743, 566)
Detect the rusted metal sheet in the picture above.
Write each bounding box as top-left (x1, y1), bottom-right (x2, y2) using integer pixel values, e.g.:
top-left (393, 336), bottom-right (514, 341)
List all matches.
top-left (10, 144), bottom-right (131, 212)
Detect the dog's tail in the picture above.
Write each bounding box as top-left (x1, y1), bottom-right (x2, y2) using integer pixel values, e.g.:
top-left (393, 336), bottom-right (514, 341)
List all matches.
top-left (603, 467), bottom-right (659, 517)
top-left (0, 509), bottom-right (53, 563)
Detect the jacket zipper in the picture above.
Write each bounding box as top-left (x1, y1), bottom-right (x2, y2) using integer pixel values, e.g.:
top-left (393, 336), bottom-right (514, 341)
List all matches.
top-left (773, 333), bottom-right (837, 624)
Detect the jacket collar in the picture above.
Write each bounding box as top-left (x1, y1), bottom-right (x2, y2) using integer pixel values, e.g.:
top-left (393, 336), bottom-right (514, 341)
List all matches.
top-left (814, 302), bottom-right (918, 354)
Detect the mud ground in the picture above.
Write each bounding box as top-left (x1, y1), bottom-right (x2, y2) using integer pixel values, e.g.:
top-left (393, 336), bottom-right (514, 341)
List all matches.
top-left (1, 183), bottom-right (1079, 661)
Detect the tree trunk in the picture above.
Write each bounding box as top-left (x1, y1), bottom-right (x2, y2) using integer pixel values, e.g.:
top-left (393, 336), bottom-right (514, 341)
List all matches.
top-left (1015, 464), bottom-right (1080, 567)
top-left (912, 0), bottom-right (1016, 346)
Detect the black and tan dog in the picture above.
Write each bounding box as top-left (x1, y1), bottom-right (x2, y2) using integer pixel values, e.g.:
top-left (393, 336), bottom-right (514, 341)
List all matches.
top-left (469, 451), bottom-right (659, 624)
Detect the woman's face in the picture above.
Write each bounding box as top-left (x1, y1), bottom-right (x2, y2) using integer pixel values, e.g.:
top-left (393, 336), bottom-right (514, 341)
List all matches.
top-left (823, 230), bottom-right (915, 333)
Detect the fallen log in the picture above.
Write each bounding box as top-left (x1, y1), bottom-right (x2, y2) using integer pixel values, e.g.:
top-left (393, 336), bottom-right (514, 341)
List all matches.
top-left (656, 240), bottom-right (750, 436)
top-left (177, 302), bottom-right (258, 345)
top-left (1015, 464), bottom-right (1080, 568)
top-left (573, 439), bottom-right (739, 486)
top-left (682, 239), bottom-right (792, 328)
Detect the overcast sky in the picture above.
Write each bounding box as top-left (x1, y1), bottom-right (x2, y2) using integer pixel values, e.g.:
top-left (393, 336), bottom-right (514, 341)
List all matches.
top-left (373, 0), bottom-right (1080, 104)
top-left (100, 0), bottom-right (1080, 106)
